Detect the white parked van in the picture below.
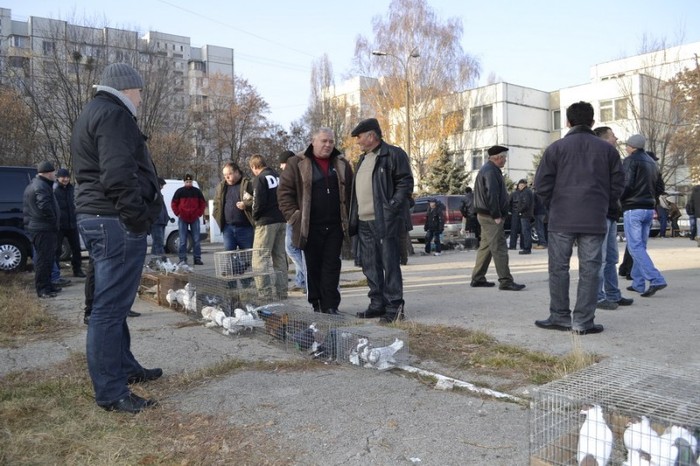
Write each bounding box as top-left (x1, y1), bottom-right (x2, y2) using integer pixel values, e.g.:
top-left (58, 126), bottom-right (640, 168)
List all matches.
top-left (158, 179), bottom-right (209, 253)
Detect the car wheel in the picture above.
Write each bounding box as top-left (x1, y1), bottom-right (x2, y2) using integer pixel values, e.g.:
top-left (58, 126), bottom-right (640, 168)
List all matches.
top-left (165, 232), bottom-right (193, 253)
top-left (0, 238), bottom-right (29, 272)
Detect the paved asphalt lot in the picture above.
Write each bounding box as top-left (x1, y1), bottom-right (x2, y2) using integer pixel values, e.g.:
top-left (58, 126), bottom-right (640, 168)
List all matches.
top-left (2, 236), bottom-right (698, 465)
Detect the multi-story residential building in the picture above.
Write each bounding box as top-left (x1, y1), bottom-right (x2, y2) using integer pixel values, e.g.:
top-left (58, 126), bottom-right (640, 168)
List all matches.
top-left (328, 41), bottom-right (700, 192)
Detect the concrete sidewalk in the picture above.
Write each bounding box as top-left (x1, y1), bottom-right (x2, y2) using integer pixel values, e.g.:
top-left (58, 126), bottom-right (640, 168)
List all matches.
top-left (1, 236), bottom-right (697, 465)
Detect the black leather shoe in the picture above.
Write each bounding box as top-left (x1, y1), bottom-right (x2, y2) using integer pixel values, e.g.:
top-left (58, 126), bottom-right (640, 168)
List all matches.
top-left (53, 278), bottom-right (72, 287)
top-left (127, 310), bottom-right (141, 317)
top-left (626, 286), bottom-right (641, 293)
top-left (518, 250), bottom-right (531, 255)
top-left (194, 259), bottom-right (204, 265)
top-left (73, 270), bottom-right (87, 278)
top-left (127, 367), bottom-right (163, 384)
top-left (83, 315), bottom-right (90, 325)
top-left (323, 308), bottom-right (340, 315)
top-left (101, 393), bottom-right (158, 413)
top-left (380, 303), bottom-right (405, 324)
top-left (356, 308), bottom-right (386, 319)
top-left (615, 297), bottom-right (634, 306)
top-left (38, 291), bottom-right (57, 299)
top-left (535, 318), bottom-right (571, 331)
top-left (470, 280), bottom-right (495, 288)
top-left (50, 286), bottom-right (63, 293)
top-left (641, 284), bottom-right (667, 297)
top-left (572, 324), bottom-right (604, 335)
top-left (499, 282), bottom-right (526, 291)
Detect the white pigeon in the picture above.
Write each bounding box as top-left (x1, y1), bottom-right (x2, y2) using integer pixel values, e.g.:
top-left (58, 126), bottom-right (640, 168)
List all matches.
top-left (160, 258), bottom-right (177, 274)
top-left (175, 288), bottom-right (187, 308)
top-left (200, 305), bottom-right (219, 321)
top-left (624, 416), bottom-right (658, 455)
top-left (366, 338), bottom-right (404, 371)
top-left (623, 449), bottom-right (655, 466)
top-left (232, 311), bottom-right (264, 331)
top-left (356, 338), bottom-right (371, 363)
top-left (221, 316), bottom-right (243, 336)
top-left (648, 433), bottom-right (677, 466)
top-left (246, 303), bottom-right (284, 319)
top-left (577, 404), bottom-right (613, 466)
top-left (213, 309), bottom-right (227, 327)
top-left (165, 289), bottom-right (178, 308)
top-left (183, 290), bottom-right (197, 313)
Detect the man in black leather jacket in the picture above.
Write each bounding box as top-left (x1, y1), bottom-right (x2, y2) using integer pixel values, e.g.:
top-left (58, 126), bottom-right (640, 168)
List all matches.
top-left (620, 134), bottom-right (667, 297)
top-left (470, 146), bottom-right (525, 291)
top-left (72, 63), bottom-right (162, 414)
top-left (349, 118), bottom-right (414, 323)
top-left (23, 161), bottom-right (60, 298)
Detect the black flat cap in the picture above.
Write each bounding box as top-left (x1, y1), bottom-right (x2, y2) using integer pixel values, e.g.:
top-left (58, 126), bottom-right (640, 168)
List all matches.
top-left (351, 118), bottom-right (382, 138)
top-left (279, 150), bottom-right (295, 164)
top-left (37, 161), bottom-right (55, 173)
top-left (487, 145), bottom-right (509, 156)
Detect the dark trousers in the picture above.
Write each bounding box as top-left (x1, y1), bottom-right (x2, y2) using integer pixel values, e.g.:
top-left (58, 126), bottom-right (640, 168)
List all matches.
top-left (303, 224), bottom-right (344, 311)
top-left (358, 220), bottom-right (404, 312)
top-left (519, 217), bottom-right (532, 251)
top-left (56, 227), bottom-right (82, 273)
top-left (619, 246), bottom-right (633, 277)
top-left (509, 212), bottom-right (521, 249)
top-left (425, 230), bottom-right (442, 253)
top-left (32, 231), bottom-right (58, 295)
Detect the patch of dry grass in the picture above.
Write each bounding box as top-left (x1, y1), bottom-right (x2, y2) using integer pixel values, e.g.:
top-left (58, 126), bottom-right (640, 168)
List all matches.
top-left (0, 274), bottom-right (67, 346)
top-left (396, 321), bottom-right (600, 386)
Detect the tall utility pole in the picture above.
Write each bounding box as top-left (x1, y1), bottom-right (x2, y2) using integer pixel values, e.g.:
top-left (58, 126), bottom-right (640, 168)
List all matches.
top-left (372, 48), bottom-right (420, 160)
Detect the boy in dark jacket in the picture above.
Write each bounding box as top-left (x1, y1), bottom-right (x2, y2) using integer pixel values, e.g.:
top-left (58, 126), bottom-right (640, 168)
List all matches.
top-left (424, 198), bottom-right (445, 255)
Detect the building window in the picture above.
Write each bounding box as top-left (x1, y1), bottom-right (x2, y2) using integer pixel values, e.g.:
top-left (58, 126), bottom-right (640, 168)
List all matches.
top-left (443, 110), bottom-right (464, 134)
top-left (115, 50), bottom-right (124, 62)
top-left (600, 98), bottom-right (628, 122)
top-left (470, 105), bottom-right (493, 129)
top-left (10, 35), bottom-right (29, 48)
top-left (552, 110), bottom-right (561, 130)
top-left (471, 149), bottom-right (485, 170)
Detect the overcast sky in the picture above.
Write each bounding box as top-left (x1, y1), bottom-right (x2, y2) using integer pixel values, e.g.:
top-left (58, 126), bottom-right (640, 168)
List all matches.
top-left (6, 0), bottom-right (700, 128)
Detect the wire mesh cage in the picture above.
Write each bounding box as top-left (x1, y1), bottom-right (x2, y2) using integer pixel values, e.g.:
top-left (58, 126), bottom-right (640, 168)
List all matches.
top-left (529, 358), bottom-right (700, 466)
top-left (213, 248), bottom-right (273, 278)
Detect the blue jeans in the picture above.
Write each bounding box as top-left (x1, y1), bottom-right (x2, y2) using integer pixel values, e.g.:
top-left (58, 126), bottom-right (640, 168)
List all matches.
top-left (285, 223), bottom-right (306, 288)
top-left (150, 224), bottom-right (166, 255)
top-left (178, 218), bottom-right (201, 262)
top-left (77, 215), bottom-right (148, 406)
top-left (547, 232), bottom-right (604, 331)
top-left (424, 230), bottom-right (442, 253)
top-left (690, 215), bottom-right (697, 239)
top-left (508, 212), bottom-right (521, 249)
top-left (597, 218), bottom-right (621, 302)
top-left (623, 209), bottom-right (666, 292)
top-left (534, 214), bottom-right (547, 246)
top-left (657, 207), bottom-right (668, 237)
top-left (223, 224), bottom-right (254, 251)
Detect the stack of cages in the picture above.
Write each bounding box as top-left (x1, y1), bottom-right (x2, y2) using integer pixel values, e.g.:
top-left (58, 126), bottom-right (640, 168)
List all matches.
top-left (182, 248), bottom-right (282, 324)
top-left (529, 358), bottom-right (700, 466)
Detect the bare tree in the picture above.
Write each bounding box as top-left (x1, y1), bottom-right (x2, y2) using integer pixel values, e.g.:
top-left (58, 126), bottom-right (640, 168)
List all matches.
top-left (351, 0), bottom-right (481, 187)
top-left (0, 86), bottom-right (38, 166)
top-left (669, 56), bottom-right (700, 184)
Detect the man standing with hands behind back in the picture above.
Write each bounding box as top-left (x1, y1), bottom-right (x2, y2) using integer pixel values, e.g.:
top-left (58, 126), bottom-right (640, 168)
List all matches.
top-left (73, 63), bottom-right (163, 413)
top-left (172, 174), bottom-right (206, 265)
top-left (349, 118), bottom-right (414, 323)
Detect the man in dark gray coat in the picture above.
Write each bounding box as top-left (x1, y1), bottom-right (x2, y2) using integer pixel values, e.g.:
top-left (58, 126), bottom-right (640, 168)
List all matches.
top-left (534, 101), bottom-right (625, 335)
top-left (23, 161), bottom-right (60, 298)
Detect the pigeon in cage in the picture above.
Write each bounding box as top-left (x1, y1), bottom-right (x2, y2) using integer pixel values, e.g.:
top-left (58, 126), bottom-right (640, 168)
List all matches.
top-left (366, 338), bottom-right (404, 371)
top-left (182, 284), bottom-right (196, 313)
top-left (159, 257), bottom-right (178, 274)
top-left (204, 295), bottom-right (222, 306)
top-left (662, 425), bottom-right (698, 455)
top-left (291, 323), bottom-right (318, 350)
top-left (356, 338), bottom-right (372, 365)
top-left (312, 329), bottom-right (339, 360)
top-left (648, 434), bottom-right (678, 466)
top-left (200, 305), bottom-right (220, 321)
top-left (246, 303), bottom-right (284, 320)
top-left (624, 416), bottom-right (658, 456)
top-left (221, 316), bottom-right (243, 336)
top-left (577, 404), bottom-right (613, 466)
top-left (166, 289), bottom-right (178, 309)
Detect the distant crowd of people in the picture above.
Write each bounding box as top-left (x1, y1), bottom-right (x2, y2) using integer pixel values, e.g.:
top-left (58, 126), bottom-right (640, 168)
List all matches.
top-left (22, 59), bottom-right (699, 414)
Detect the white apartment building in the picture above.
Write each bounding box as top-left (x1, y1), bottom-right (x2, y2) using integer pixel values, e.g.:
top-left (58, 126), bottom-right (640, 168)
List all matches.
top-left (330, 41), bottom-right (700, 190)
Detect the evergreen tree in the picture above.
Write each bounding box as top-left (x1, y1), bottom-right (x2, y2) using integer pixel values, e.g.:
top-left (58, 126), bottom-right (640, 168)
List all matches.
top-left (422, 142), bottom-right (470, 194)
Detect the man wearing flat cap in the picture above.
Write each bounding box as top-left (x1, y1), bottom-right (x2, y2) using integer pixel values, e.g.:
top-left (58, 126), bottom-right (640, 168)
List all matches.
top-left (348, 118), bottom-right (414, 323)
top-left (534, 101), bottom-right (625, 335)
top-left (72, 63), bottom-right (162, 413)
top-left (23, 161), bottom-right (60, 298)
top-left (470, 146), bottom-right (525, 291)
top-left (620, 134), bottom-right (667, 297)
top-left (53, 168), bottom-right (85, 278)
top-left (172, 173), bottom-right (206, 265)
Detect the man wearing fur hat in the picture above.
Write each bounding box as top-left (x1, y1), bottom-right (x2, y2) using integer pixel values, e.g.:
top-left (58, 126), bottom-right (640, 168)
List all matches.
top-left (348, 118), bottom-right (414, 323)
top-left (72, 63), bottom-right (162, 413)
top-left (23, 161), bottom-right (60, 298)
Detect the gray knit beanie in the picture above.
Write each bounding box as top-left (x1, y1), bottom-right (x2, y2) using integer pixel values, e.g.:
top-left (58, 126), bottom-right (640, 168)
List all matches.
top-left (99, 63), bottom-right (144, 90)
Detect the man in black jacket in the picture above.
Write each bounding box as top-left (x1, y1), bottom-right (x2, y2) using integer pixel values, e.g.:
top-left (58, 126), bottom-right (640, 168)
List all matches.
top-left (54, 168), bottom-right (85, 277)
top-left (621, 134), bottom-right (667, 297)
top-left (72, 63), bottom-right (162, 414)
top-left (470, 146), bottom-right (525, 291)
top-left (534, 102), bottom-right (624, 335)
top-left (23, 161), bottom-right (60, 298)
top-left (349, 118), bottom-right (414, 323)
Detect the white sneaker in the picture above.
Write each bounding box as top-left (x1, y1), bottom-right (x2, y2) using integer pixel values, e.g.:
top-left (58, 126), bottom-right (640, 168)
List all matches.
top-left (433, 252), bottom-right (442, 256)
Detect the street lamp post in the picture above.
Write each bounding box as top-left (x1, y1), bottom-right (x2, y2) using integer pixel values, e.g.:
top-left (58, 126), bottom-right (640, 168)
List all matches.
top-left (372, 48), bottom-right (419, 160)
